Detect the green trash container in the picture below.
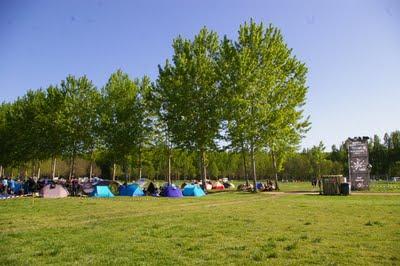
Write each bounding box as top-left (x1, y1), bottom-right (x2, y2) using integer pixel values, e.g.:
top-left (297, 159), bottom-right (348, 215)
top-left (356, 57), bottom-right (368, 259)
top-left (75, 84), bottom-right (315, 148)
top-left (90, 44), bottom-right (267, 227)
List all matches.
top-left (340, 183), bottom-right (350, 196)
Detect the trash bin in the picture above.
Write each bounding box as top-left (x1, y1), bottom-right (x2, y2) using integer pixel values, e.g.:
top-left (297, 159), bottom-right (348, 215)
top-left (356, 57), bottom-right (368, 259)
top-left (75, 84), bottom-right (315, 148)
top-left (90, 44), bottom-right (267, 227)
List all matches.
top-left (340, 183), bottom-right (350, 196)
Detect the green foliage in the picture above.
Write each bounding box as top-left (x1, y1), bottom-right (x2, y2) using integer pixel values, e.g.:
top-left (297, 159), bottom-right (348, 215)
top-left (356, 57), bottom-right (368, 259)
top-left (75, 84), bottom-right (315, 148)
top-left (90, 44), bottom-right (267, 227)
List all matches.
top-left (1, 22), bottom-right (398, 182)
top-left (60, 75), bottom-right (100, 176)
top-left (99, 70), bottom-right (141, 165)
top-left (156, 27), bottom-right (223, 185)
top-left (220, 20), bottom-right (310, 189)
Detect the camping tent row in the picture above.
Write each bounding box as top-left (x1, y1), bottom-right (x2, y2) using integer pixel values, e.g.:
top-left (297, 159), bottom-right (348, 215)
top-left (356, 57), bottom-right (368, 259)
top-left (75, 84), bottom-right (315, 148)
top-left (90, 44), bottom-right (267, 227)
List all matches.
top-left (39, 183), bottom-right (207, 199)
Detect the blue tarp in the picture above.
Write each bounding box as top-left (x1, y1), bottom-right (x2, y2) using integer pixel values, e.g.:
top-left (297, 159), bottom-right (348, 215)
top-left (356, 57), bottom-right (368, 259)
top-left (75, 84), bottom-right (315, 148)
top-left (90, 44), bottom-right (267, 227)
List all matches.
top-left (182, 184), bottom-right (206, 197)
top-left (12, 182), bottom-right (22, 193)
top-left (119, 183), bottom-right (144, 196)
top-left (91, 185), bottom-right (114, 198)
top-left (256, 182), bottom-right (264, 190)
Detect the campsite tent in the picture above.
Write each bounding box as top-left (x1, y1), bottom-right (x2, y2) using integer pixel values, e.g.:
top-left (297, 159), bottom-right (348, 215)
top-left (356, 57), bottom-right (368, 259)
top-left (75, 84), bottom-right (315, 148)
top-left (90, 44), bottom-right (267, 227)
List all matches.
top-left (223, 182), bottom-right (235, 189)
top-left (119, 183), bottom-right (144, 196)
top-left (91, 185), bottom-right (114, 198)
top-left (161, 185), bottom-right (183, 198)
top-left (182, 184), bottom-right (206, 197)
top-left (137, 178), bottom-right (151, 188)
top-left (212, 182), bottom-right (225, 190)
top-left (81, 182), bottom-right (95, 195)
top-left (94, 180), bottom-right (120, 195)
top-left (40, 184), bottom-right (69, 198)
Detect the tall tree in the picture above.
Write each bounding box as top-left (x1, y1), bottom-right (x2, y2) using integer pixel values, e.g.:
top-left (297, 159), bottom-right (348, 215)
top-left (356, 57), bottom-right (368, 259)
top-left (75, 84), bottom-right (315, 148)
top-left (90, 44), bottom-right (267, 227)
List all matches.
top-left (156, 28), bottom-right (222, 190)
top-left (60, 75), bottom-right (100, 178)
top-left (220, 20), bottom-right (309, 191)
top-left (133, 76), bottom-right (153, 180)
top-left (309, 141), bottom-right (326, 179)
top-left (0, 103), bottom-right (13, 175)
top-left (99, 70), bottom-right (144, 181)
top-left (41, 86), bottom-right (66, 178)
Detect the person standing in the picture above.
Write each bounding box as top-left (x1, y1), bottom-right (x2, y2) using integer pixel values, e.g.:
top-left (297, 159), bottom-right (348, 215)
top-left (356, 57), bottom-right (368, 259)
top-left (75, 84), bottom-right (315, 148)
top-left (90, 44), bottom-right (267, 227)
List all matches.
top-left (1, 178), bottom-right (7, 194)
top-left (9, 178), bottom-right (15, 195)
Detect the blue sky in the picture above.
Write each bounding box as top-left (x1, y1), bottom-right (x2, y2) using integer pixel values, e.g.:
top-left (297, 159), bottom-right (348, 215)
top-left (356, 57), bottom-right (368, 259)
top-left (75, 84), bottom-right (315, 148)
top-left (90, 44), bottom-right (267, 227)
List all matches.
top-left (0, 0), bottom-right (399, 149)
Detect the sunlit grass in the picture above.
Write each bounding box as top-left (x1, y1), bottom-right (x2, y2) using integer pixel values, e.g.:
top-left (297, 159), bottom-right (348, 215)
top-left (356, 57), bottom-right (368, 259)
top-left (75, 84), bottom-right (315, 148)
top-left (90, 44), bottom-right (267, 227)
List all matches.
top-left (0, 192), bottom-right (399, 265)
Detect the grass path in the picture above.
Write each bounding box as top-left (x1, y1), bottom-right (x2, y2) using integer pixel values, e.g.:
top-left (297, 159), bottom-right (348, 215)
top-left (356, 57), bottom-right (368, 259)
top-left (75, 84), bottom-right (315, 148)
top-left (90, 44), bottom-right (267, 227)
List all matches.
top-left (1, 192), bottom-right (399, 265)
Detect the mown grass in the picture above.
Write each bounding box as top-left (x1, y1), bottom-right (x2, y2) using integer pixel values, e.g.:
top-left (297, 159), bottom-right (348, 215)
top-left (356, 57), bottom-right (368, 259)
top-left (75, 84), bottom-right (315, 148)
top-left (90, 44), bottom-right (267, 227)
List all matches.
top-left (1, 192), bottom-right (399, 265)
top-left (369, 181), bottom-right (400, 193)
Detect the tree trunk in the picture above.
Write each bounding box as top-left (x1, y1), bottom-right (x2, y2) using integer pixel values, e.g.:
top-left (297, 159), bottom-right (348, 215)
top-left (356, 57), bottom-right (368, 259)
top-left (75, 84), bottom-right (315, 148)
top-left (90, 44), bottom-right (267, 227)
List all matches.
top-left (32, 162), bottom-right (36, 177)
top-left (242, 149), bottom-right (249, 186)
top-left (271, 150), bottom-right (280, 191)
top-left (200, 148), bottom-right (207, 191)
top-left (112, 163), bottom-right (116, 181)
top-left (123, 160), bottom-right (128, 184)
top-left (250, 142), bottom-right (257, 192)
top-left (0, 165), bottom-right (3, 178)
top-left (138, 145), bottom-right (142, 179)
top-left (51, 157), bottom-right (57, 179)
top-left (69, 157), bottom-right (72, 179)
top-left (71, 155), bottom-right (76, 178)
top-left (69, 152), bottom-right (76, 180)
top-left (124, 169), bottom-right (128, 183)
top-left (69, 143), bottom-right (77, 180)
top-left (89, 162), bottom-right (93, 179)
top-left (37, 163), bottom-right (41, 180)
top-left (167, 147), bottom-right (172, 185)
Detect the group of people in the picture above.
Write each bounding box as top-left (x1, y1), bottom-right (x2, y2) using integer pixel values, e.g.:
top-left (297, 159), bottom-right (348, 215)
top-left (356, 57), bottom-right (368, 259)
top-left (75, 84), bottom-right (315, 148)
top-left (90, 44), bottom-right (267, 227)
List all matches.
top-left (311, 178), bottom-right (322, 188)
top-left (0, 176), bottom-right (89, 196)
top-left (0, 176), bottom-right (37, 195)
top-left (237, 180), bottom-right (276, 191)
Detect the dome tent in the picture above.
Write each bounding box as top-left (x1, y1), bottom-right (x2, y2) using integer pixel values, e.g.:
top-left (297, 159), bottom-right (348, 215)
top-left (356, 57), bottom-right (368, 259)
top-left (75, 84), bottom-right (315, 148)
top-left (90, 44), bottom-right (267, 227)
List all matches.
top-left (40, 184), bottom-right (69, 198)
top-left (81, 182), bottom-right (94, 195)
top-left (161, 184), bottom-right (183, 198)
top-left (90, 185), bottom-right (114, 198)
top-left (182, 184), bottom-right (206, 197)
top-left (119, 183), bottom-right (144, 196)
top-left (212, 181), bottom-right (225, 190)
top-left (93, 180), bottom-right (120, 195)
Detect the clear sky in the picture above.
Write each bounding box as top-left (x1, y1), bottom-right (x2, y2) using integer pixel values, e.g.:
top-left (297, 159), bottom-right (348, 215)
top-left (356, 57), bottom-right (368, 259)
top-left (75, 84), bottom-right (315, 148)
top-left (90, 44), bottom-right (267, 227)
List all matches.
top-left (1, 0), bottom-right (399, 149)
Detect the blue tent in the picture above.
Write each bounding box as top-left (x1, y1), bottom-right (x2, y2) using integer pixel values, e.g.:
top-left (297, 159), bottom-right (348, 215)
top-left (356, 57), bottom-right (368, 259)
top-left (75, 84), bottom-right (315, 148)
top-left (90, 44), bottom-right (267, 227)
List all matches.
top-left (182, 184), bottom-right (206, 197)
top-left (161, 185), bottom-right (183, 198)
top-left (91, 185), bottom-right (114, 198)
top-left (119, 183), bottom-right (144, 196)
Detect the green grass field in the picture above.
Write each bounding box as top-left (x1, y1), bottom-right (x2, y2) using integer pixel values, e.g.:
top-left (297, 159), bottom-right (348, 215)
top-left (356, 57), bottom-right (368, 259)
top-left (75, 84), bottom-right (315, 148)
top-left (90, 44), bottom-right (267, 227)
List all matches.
top-left (1, 190), bottom-right (399, 265)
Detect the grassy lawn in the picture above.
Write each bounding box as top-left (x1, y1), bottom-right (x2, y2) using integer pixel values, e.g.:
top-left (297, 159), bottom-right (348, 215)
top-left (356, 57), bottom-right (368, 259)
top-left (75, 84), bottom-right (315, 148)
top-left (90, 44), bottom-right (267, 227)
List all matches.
top-left (277, 182), bottom-right (317, 192)
top-left (369, 181), bottom-right (400, 193)
top-left (1, 192), bottom-right (399, 265)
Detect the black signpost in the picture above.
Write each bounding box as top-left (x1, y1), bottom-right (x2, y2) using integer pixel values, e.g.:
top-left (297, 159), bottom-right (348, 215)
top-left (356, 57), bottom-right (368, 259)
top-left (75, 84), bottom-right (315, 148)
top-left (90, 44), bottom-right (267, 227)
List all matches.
top-left (346, 137), bottom-right (371, 190)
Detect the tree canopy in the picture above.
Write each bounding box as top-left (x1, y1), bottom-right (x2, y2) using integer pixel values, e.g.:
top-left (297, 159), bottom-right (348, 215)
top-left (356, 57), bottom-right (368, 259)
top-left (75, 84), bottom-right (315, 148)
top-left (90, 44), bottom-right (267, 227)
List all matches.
top-left (2, 20), bottom-right (396, 185)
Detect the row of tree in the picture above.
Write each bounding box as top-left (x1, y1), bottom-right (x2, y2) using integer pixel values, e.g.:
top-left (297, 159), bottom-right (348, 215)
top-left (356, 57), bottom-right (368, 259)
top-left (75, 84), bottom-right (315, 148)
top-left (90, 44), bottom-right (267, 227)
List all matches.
top-left (2, 131), bottom-right (398, 182)
top-left (328, 131), bottom-right (400, 178)
top-left (1, 20), bottom-right (312, 191)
